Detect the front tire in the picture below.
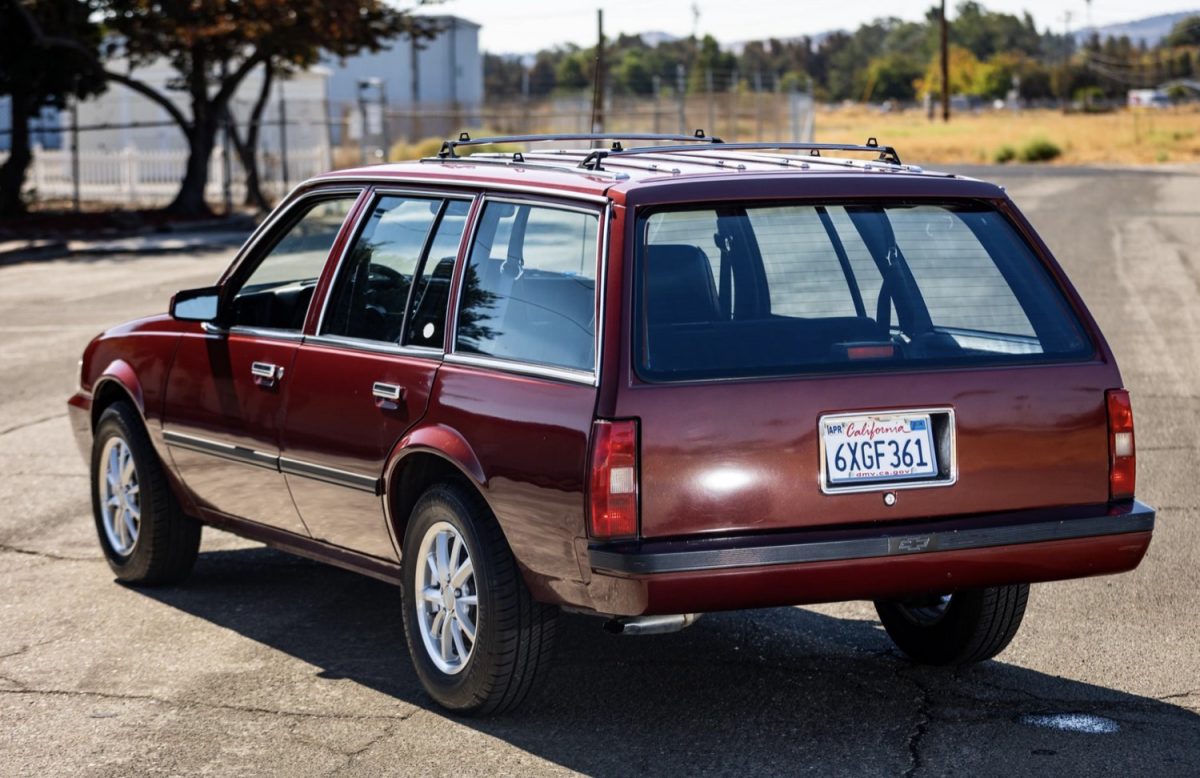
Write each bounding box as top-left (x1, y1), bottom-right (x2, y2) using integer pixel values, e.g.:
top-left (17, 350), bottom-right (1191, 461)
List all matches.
top-left (401, 483), bottom-right (557, 715)
top-left (90, 402), bottom-right (200, 585)
top-left (874, 584), bottom-right (1029, 666)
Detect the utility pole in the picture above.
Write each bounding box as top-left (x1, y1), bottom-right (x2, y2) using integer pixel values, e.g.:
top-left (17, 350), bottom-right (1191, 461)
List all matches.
top-left (590, 9), bottom-right (605, 135)
top-left (940, 0), bottom-right (950, 122)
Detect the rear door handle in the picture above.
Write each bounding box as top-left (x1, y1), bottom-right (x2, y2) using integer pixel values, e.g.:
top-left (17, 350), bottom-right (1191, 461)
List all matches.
top-left (251, 362), bottom-right (284, 386)
top-left (372, 382), bottom-right (405, 409)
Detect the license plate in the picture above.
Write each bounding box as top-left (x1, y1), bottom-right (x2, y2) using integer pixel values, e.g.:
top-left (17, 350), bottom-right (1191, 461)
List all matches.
top-left (822, 413), bottom-right (938, 485)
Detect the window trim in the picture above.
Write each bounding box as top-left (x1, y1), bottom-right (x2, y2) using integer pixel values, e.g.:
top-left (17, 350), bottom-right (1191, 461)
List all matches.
top-left (312, 187), bottom-right (477, 351)
top-left (447, 193), bottom-right (607, 386)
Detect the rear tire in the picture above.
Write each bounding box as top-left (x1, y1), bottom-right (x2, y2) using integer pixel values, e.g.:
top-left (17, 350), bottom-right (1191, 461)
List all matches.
top-left (400, 482), bottom-right (557, 715)
top-left (90, 402), bottom-right (200, 585)
top-left (874, 584), bottom-right (1029, 666)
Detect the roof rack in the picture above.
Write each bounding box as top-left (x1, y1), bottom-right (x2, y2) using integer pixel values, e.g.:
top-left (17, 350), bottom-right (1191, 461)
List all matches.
top-left (578, 138), bottom-right (902, 170)
top-left (436, 130), bottom-right (723, 159)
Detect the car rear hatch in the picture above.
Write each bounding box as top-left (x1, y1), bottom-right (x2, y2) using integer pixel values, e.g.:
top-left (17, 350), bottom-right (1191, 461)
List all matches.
top-left (609, 198), bottom-right (1120, 540)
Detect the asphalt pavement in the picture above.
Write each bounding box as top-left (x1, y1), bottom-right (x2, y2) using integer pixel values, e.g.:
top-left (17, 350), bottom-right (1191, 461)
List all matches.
top-left (1, 165), bottom-right (1198, 776)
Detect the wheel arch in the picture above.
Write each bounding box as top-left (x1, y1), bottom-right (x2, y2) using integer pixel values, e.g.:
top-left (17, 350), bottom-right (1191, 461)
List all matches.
top-left (90, 361), bottom-right (146, 430)
top-left (383, 424), bottom-right (489, 555)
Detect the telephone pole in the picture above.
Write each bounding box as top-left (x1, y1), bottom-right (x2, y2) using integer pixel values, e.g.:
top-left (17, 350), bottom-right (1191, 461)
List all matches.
top-left (940, 0), bottom-right (950, 122)
top-left (590, 9), bottom-right (605, 134)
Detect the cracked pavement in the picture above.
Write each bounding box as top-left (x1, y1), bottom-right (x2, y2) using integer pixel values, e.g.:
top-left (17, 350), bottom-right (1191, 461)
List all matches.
top-left (2, 166), bottom-right (1199, 776)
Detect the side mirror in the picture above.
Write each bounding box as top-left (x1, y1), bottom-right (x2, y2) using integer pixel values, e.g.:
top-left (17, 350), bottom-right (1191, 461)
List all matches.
top-left (170, 285), bottom-right (221, 323)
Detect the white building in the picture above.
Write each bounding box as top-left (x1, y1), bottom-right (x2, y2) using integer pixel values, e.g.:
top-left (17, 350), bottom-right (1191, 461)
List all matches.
top-left (325, 15), bottom-right (483, 144)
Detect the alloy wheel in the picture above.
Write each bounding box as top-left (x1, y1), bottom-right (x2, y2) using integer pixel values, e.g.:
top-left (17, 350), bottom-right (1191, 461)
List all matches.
top-left (414, 521), bottom-right (478, 674)
top-left (98, 436), bottom-right (140, 557)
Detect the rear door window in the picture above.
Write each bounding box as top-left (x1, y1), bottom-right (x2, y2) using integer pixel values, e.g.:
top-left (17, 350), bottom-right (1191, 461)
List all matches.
top-left (637, 202), bottom-right (1092, 381)
top-left (455, 201), bottom-right (599, 373)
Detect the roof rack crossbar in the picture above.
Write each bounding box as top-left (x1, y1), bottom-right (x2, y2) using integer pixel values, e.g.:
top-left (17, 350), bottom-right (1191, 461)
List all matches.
top-left (437, 130), bottom-right (722, 159)
top-left (418, 153), bottom-right (630, 182)
top-left (587, 140), bottom-right (903, 166)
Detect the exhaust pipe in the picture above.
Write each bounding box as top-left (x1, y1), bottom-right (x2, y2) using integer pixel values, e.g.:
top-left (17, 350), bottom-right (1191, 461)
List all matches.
top-left (604, 613), bottom-right (701, 635)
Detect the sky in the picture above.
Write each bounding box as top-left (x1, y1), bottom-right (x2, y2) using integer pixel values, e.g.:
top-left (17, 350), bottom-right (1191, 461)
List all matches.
top-left (432, 0), bottom-right (1199, 53)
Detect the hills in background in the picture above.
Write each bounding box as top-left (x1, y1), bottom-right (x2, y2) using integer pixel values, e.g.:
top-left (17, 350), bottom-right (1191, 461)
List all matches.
top-left (504, 11), bottom-right (1200, 56)
top-left (1076, 11), bottom-right (1199, 47)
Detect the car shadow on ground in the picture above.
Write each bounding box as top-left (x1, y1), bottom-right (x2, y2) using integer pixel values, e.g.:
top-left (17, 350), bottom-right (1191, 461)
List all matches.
top-left (136, 546), bottom-right (1200, 776)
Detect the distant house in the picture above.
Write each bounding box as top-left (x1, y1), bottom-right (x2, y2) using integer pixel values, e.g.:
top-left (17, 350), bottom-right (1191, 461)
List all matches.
top-left (1127, 89), bottom-right (1170, 108)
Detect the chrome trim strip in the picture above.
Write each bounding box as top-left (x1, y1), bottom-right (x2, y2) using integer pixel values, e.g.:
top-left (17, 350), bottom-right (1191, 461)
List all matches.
top-left (163, 430), bottom-right (279, 471)
top-left (228, 325), bottom-right (305, 343)
top-left (817, 407), bottom-right (958, 495)
top-left (165, 430), bottom-right (381, 493)
top-left (589, 501), bottom-right (1156, 575)
top-left (443, 353), bottom-right (596, 385)
top-left (596, 201), bottom-right (611, 380)
top-left (302, 333), bottom-right (442, 359)
top-left (314, 174), bottom-right (611, 204)
top-left (279, 457), bottom-right (380, 494)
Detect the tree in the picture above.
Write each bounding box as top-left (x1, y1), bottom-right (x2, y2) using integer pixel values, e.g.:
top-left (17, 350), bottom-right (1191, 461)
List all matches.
top-left (31, 0), bottom-right (438, 217)
top-left (0, 0), bottom-right (104, 217)
top-left (1164, 15), bottom-right (1200, 47)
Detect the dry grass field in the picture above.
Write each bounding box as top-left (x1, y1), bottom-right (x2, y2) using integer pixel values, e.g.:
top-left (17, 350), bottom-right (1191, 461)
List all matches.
top-left (815, 104), bottom-right (1200, 166)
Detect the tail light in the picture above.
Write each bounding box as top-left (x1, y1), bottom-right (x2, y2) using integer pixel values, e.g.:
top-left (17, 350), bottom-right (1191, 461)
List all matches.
top-left (1106, 389), bottom-right (1136, 500)
top-left (589, 419), bottom-right (639, 539)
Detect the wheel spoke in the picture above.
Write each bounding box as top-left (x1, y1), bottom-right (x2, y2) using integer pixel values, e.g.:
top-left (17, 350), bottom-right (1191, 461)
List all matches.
top-left (113, 505), bottom-right (128, 547)
top-left (425, 552), bottom-right (438, 585)
top-left (430, 608), bottom-right (446, 636)
top-left (120, 446), bottom-right (135, 485)
top-left (457, 594), bottom-right (478, 606)
top-left (451, 620), bottom-right (468, 658)
top-left (440, 611), bottom-right (453, 661)
top-left (435, 531), bottom-right (450, 583)
top-left (421, 586), bottom-right (441, 604)
top-left (455, 604), bottom-right (476, 642)
top-left (451, 558), bottom-right (473, 589)
top-left (123, 512), bottom-right (138, 542)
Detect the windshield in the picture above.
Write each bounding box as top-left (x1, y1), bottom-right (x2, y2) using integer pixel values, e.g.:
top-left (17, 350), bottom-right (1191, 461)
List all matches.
top-left (635, 202), bottom-right (1093, 381)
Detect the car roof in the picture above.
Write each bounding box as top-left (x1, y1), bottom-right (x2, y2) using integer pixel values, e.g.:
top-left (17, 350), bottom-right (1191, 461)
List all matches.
top-left (312, 136), bottom-right (1000, 205)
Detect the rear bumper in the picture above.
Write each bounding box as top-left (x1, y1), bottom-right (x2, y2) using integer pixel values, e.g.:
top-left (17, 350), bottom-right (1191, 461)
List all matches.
top-left (582, 501), bottom-right (1154, 616)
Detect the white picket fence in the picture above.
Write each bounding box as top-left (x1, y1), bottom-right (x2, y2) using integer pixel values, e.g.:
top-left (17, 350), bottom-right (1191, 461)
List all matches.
top-left (1, 144), bottom-right (331, 207)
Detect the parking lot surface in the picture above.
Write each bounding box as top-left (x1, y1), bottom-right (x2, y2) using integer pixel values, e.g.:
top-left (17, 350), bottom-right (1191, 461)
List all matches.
top-left (1, 165), bottom-right (1198, 776)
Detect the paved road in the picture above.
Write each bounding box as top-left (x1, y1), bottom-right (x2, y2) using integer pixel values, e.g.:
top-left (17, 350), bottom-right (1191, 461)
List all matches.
top-left (1, 166), bottom-right (1198, 777)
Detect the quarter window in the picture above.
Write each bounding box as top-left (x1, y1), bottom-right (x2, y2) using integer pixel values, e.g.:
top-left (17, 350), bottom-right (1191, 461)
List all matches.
top-left (229, 196), bottom-right (357, 331)
top-left (455, 202), bottom-right (599, 372)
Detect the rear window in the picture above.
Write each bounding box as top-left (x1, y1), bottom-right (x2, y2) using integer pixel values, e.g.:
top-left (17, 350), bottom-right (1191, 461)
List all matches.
top-left (637, 202), bottom-right (1092, 381)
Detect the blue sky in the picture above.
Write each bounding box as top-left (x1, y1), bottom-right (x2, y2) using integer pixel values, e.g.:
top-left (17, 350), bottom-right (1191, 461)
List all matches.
top-left (432, 0), bottom-right (1198, 53)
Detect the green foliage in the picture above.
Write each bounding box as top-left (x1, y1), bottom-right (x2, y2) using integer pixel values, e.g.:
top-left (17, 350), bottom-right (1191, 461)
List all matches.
top-left (1018, 138), bottom-right (1062, 163)
top-left (1164, 15), bottom-right (1200, 47)
top-left (993, 145), bottom-right (1017, 163)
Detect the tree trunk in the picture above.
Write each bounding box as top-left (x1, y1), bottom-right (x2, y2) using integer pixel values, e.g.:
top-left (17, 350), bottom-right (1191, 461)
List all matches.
top-left (0, 88), bottom-right (34, 218)
top-left (165, 117), bottom-right (219, 218)
top-left (230, 61), bottom-right (273, 212)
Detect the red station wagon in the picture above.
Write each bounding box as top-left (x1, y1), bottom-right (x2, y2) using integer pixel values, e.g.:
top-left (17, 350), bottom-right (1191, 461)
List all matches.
top-left (68, 134), bottom-right (1155, 714)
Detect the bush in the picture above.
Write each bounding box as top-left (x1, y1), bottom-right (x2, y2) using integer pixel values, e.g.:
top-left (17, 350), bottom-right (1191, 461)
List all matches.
top-left (1018, 138), bottom-right (1061, 163)
top-left (993, 145), bottom-right (1017, 164)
